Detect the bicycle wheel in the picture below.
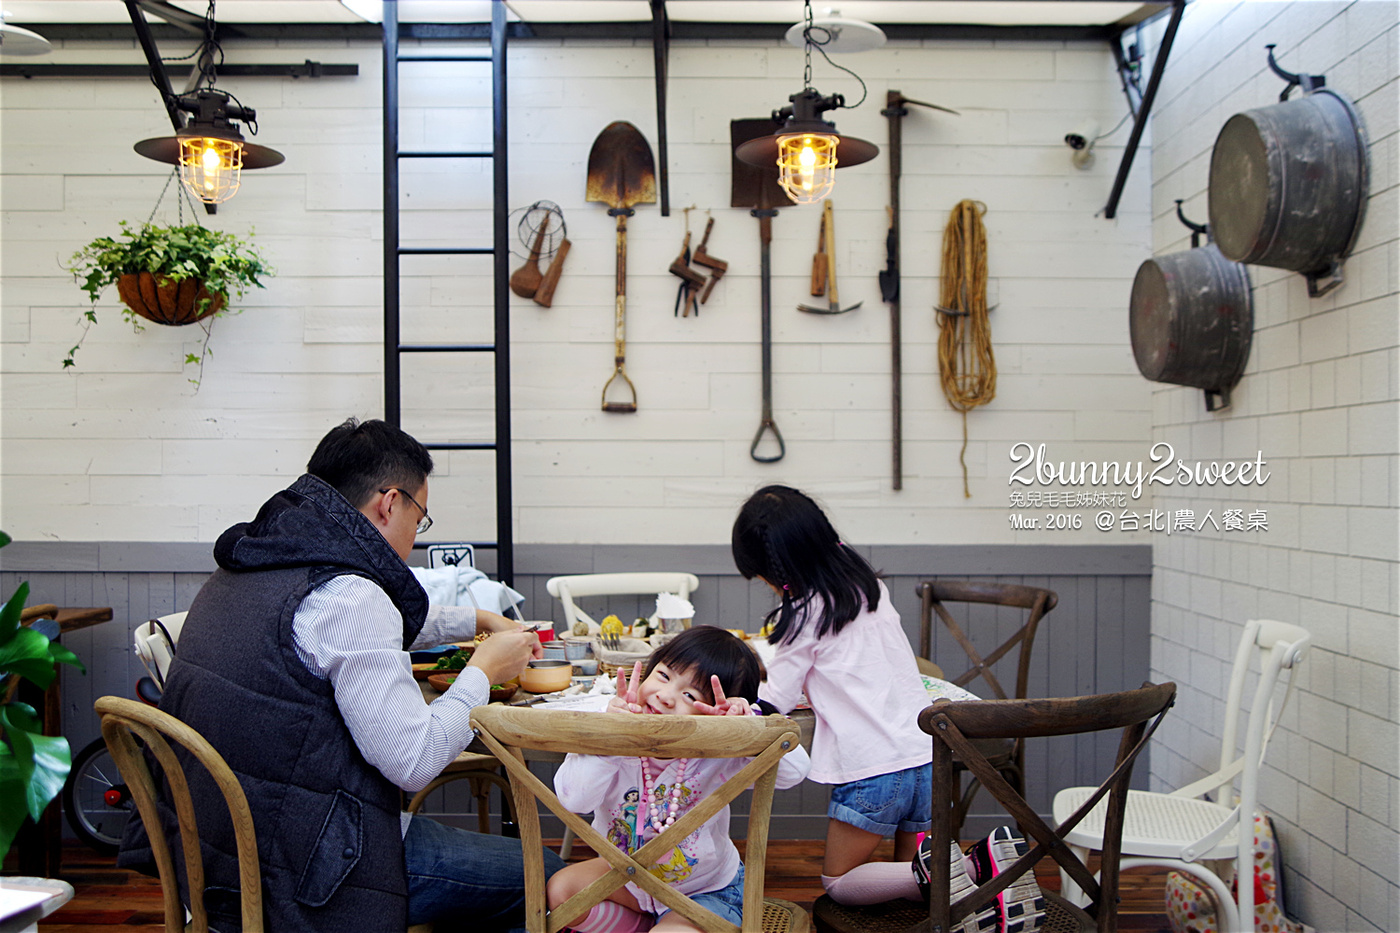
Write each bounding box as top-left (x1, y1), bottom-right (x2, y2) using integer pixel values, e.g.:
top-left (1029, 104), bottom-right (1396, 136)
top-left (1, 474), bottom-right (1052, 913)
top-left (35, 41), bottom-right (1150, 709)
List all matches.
top-left (63, 737), bottom-right (132, 854)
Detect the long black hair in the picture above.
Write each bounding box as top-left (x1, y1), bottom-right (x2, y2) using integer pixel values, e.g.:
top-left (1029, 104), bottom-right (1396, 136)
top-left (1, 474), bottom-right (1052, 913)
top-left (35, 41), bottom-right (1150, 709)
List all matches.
top-left (731, 485), bottom-right (881, 646)
top-left (642, 626), bottom-right (761, 704)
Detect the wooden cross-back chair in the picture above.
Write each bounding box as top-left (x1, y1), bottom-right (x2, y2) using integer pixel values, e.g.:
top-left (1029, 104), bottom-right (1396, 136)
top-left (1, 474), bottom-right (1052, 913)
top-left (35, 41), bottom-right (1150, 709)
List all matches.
top-left (97, 696), bottom-right (438, 933)
top-left (96, 695), bottom-right (265, 933)
top-left (917, 579), bottom-right (1058, 837)
top-left (813, 681), bottom-right (1177, 933)
top-left (470, 704), bottom-right (810, 933)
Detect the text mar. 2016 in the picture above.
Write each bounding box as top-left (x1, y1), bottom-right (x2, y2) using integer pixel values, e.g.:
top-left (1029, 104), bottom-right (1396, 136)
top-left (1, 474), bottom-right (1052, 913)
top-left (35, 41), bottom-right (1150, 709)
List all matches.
top-left (1008, 442), bottom-right (1270, 500)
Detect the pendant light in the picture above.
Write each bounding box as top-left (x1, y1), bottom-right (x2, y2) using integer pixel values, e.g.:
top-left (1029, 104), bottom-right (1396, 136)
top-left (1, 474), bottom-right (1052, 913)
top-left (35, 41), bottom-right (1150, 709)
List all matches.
top-left (0, 18), bottom-right (52, 56)
top-left (132, 1), bottom-right (283, 205)
top-left (135, 88), bottom-right (283, 205)
top-left (735, 0), bottom-right (878, 204)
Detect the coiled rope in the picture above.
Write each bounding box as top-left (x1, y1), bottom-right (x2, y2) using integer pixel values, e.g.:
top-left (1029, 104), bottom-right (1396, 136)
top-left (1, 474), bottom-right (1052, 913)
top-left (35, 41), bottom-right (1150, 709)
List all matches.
top-left (936, 200), bottom-right (996, 497)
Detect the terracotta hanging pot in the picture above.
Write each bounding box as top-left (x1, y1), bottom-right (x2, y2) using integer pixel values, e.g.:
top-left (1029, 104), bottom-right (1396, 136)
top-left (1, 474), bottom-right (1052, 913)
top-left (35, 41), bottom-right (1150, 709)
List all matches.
top-left (115, 272), bottom-right (225, 326)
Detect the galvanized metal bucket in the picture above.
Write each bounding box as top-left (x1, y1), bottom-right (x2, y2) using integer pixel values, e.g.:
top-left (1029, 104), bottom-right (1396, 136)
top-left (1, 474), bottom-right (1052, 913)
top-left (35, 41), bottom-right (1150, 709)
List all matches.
top-left (1208, 87), bottom-right (1369, 297)
top-left (1130, 243), bottom-right (1253, 412)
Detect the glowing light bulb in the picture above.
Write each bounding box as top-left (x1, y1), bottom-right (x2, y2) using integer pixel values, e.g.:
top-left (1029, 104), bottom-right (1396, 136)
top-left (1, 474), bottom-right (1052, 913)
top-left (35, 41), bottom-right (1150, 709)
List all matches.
top-left (777, 133), bottom-right (837, 204)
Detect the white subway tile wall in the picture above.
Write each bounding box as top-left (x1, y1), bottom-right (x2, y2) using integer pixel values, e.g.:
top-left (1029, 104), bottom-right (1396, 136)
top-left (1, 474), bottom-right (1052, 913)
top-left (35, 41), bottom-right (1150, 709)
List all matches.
top-left (1141, 2), bottom-right (1399, 930)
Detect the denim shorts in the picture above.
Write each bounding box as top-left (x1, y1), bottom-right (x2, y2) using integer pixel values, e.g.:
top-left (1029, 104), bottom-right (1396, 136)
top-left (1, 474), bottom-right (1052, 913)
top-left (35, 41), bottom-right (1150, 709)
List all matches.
top-left (828, 765), bottom-right (932, 835)
top-left (656, 864), bottom-right (745, 927)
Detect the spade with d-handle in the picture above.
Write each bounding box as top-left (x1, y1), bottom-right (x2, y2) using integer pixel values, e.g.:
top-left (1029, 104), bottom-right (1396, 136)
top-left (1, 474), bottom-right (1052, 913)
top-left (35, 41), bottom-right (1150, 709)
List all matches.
top-left (586, 121), bottom-right (656, 412)
top-left (731, 118), bottom-right (796, 462)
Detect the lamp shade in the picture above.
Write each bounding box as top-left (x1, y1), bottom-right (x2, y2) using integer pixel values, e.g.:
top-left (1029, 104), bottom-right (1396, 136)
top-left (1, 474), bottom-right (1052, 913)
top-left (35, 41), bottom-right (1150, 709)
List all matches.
top-left (134, 132), bottom-right (285, 170)
top-left (734, 126), bottom-right (878, 171)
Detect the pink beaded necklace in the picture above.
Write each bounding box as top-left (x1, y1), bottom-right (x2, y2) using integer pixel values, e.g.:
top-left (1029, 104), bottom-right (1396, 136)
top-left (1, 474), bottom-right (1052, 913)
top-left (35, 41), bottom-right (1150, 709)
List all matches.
top-left (639, 757), bottom-right (689, 835)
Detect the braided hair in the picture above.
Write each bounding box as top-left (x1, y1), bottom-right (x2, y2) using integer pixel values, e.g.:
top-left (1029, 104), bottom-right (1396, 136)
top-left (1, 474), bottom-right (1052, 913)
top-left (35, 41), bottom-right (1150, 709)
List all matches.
top-left (731, 485), bottom-right (881, 646)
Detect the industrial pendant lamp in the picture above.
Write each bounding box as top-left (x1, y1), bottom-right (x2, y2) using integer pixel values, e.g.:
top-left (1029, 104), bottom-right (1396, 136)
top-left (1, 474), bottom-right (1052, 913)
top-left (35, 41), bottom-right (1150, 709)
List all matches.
top-left (735, 0), bottom-right (878, 204)
top-left (132, 1), bottom-right (283, 205)
top-left (135, 88), bottom-right (283, 205)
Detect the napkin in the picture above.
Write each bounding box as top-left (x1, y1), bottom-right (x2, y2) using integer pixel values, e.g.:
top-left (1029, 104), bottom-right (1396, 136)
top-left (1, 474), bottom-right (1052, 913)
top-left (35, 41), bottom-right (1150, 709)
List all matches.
top-left (411, 565), bottom-right (525, 616)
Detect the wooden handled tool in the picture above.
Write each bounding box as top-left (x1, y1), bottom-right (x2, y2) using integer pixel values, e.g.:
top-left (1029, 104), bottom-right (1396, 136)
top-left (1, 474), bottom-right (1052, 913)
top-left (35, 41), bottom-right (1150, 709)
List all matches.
top-left (586, 121), bottom-right (656, 413)
top-left (692, 216), bottom-right (728, 304)
top-left (798, 201), bottom-right (861, 315)
top-left (509, 216), bottom-right (550, 298)
top-left (810, 208), bottom-right (828, 297)
top-left (532, 237), bottom-right (570, 308)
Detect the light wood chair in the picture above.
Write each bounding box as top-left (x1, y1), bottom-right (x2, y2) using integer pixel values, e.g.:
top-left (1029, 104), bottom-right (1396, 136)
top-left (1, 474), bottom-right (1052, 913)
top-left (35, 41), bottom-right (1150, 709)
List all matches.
top-left (470, 704), bottom-right (810, 933)
top-left (97, 695), bottom-right (437, 933)
top-left (1052, 620), bottom-right (1309, 933)
top-left (917, 579), bottom-right (1058, 837)
top-left (406, 750), bottom-right (517, 835)
top-left (545, 572), bottom-right (700, 633)
top-left (813, 682), bottom-right (1177, 933)
top-left (97, 695), bottom-right (264, 933)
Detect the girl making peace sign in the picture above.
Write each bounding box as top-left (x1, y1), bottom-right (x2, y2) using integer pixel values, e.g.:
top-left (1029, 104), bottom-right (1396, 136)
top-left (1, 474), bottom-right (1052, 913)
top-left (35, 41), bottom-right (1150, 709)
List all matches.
top-left (549, 626), bottom-right (810, 932)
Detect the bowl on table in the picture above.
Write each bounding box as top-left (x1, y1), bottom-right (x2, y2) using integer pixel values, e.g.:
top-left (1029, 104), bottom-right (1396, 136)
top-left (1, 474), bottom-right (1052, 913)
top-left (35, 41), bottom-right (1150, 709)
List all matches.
top-left (426, 672), bottom-right (519, 703)
top-left (519, 659), bottom-right (573, 694)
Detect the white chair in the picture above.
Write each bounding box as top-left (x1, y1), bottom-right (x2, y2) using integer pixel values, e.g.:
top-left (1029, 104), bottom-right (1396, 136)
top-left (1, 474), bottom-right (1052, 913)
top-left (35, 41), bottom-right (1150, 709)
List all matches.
top-left (545, 572), bottom-right (699, 633)
top-left (133, 611), bottom-right (188, 691)
top-left (1052, 619), bottom-right (1310, 933)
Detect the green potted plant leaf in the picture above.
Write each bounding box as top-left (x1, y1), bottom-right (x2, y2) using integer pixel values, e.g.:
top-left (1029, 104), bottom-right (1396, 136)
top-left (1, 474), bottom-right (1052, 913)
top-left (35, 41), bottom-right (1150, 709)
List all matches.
top-left (0, 531), bottom-right (86, 860)
top-left (63, 221), bottom-right (274, 386)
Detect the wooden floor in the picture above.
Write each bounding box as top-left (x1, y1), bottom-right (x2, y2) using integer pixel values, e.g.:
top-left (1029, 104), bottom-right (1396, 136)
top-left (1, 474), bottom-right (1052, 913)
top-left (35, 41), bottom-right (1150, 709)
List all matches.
top-left (30, 839), bottom-right (1172, 931)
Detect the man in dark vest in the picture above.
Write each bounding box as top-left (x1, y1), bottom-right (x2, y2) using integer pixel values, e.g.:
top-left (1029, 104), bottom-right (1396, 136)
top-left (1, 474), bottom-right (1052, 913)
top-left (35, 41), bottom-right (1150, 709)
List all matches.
top-left (121, 418), bottom-right (563, 931)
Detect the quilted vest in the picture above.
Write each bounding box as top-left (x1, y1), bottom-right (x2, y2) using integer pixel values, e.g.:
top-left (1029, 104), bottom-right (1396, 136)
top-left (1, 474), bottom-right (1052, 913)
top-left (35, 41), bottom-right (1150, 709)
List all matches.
top-left (120, 474), bottom-right (428, 933)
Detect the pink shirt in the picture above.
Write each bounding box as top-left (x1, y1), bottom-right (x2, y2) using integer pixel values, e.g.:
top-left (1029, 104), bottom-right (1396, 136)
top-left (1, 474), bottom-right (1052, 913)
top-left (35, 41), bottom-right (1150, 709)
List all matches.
top-left (757, 580), bottom-right (932, 784)
top-left (555, 736), bottom-right (810, 913)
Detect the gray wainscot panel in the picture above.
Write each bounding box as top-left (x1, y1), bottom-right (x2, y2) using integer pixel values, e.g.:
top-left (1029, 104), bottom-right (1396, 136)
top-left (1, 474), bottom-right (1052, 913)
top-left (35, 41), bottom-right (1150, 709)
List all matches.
top-left (3, 541), bottom-right (1150, 841)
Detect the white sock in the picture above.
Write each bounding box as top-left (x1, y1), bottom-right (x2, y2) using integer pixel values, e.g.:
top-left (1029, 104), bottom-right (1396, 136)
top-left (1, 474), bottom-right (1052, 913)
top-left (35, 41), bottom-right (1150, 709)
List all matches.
top-left (566, 900), bottom-right (652, 932)
top-left (822, 864), bottom-right (923, 905)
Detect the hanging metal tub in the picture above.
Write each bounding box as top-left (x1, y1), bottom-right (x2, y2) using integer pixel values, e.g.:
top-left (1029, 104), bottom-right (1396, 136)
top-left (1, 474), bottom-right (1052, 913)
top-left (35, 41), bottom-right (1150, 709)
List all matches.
top-left (1130, 203), bottom-right (1253, 412)
top-left (1207, 46), bottom-right (1369, 297)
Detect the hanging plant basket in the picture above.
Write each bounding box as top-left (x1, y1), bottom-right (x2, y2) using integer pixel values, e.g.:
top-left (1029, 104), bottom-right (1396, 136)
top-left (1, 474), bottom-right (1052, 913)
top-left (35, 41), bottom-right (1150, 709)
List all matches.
top-left (115, 271), bottom-right (226, 326)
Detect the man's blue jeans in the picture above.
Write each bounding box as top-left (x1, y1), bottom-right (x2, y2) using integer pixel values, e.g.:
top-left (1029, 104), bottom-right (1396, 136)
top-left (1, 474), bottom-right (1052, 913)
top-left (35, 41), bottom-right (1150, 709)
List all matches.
top-left (405, 815), bottom-right (565, 931)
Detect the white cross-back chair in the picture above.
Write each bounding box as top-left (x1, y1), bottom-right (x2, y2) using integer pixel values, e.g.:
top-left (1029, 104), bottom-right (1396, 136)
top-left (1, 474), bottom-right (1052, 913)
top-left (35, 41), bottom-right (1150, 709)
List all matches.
top-left (545, 573), bottom-right (699, 632)
top-left (1052, 619), bottom-right (1310, 933)
top-left (133, 611), bottom-right (188, 691)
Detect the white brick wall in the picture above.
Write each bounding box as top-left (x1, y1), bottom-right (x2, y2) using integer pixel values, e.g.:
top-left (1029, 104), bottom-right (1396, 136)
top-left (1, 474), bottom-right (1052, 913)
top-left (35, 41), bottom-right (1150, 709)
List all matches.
top-left (1143, 3), bottom-right (1400, 930)
top-left (1, 30), bottom-right (1155, 546)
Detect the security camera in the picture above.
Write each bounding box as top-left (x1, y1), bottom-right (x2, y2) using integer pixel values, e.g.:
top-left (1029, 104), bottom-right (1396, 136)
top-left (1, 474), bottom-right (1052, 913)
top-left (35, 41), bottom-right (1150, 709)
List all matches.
top-left (1064, 121), bottom-right (1100, 151)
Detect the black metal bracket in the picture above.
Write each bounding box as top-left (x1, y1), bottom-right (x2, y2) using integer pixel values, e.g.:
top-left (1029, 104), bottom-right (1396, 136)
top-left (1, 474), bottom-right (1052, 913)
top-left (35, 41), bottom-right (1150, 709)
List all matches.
top-left (1103, 0), bottom-right (1185, 219)
top-left (1266, 44), bottom-right (1325, 100)
top-left (1174, 199), bottom-right (1208, 247)
top-left (650, 0), bottom-right (670, 216)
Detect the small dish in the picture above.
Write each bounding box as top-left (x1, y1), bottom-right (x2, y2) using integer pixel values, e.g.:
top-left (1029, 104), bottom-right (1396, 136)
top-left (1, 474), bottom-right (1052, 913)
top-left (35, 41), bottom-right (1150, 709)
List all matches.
top-left (519, 659), bottom-right (573, 693)
top-left (572, 658), bottom-right (598, 675)
top-left (427, 672), bottom-right (458, 693)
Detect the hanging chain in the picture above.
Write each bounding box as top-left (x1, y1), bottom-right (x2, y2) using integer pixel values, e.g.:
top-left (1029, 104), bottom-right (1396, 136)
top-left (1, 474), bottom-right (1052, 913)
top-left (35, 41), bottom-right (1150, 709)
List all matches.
top-left (803, 0), bottom-right (814, 90)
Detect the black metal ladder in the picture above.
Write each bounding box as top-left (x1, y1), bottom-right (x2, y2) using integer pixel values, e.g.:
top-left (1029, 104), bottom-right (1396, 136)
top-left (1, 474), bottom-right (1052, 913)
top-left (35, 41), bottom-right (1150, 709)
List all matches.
top-left (381, 0), bottom-right (513, 582)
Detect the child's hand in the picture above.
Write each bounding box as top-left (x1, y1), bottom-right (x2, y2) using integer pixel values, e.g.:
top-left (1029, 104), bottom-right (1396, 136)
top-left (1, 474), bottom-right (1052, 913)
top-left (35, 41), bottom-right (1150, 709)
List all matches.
top-left (607, 660), bottom-right (646, 714)
top-left (694, 675), bottom-right (753, 716)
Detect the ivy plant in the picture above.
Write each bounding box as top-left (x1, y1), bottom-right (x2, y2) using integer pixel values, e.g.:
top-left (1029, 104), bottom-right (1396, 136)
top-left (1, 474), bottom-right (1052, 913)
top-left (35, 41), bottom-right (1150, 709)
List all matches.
top-left (0, 530), bottom-right (86, 860)
top-left (63, 221), bottom-right (274, 386)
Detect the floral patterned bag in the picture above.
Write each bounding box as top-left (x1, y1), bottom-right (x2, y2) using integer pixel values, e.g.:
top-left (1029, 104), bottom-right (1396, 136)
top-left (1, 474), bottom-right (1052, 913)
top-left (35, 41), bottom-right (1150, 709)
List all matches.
top-left (1165, 809), bottom-right (1306, 933)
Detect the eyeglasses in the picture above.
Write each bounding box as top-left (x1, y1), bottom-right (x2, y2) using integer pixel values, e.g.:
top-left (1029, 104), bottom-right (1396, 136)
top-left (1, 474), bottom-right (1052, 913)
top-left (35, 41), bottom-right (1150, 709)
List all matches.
top-left (380, 487), bottom-right (433, 535)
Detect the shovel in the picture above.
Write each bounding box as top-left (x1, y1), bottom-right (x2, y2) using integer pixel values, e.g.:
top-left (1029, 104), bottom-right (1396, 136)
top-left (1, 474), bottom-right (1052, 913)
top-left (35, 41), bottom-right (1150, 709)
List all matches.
top-left (586, 121), bottom-right (656, 412)
top-left (731, 118), bottom-right (795, 462)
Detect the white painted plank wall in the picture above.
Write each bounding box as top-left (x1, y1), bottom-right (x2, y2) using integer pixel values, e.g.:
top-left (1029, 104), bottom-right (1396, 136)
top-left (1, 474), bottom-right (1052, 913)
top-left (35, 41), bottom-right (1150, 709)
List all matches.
top-left (1, 30), bottom-right (1155, 547)
top-left (1140, 3), bottom-right (1400, 931)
